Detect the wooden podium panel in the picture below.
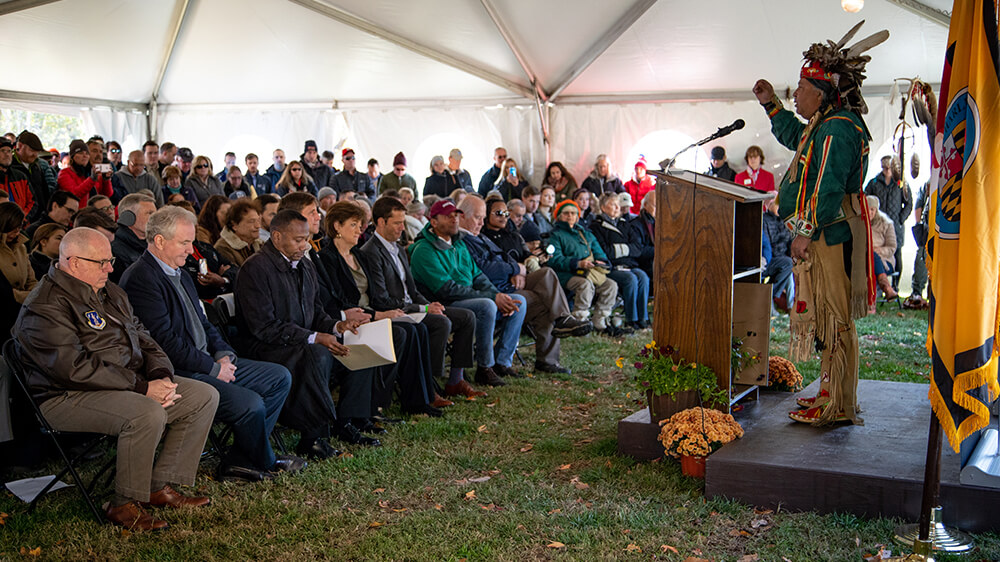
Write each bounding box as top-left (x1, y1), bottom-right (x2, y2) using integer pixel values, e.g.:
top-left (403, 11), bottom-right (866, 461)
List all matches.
top-left (649, 170), bottom-right (773, 410)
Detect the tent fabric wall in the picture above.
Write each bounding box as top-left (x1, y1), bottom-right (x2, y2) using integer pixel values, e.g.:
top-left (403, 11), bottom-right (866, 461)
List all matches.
top-left (80, 108), bottom-right (148, 152)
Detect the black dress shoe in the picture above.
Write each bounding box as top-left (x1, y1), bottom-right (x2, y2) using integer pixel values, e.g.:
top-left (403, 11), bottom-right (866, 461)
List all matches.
top-left (295, 438), bottom-right (342, 460)
top-left (493, 364), bottom-right (524, 379)
top-left (218, 464), bottom-right (273, 482)
top-left (534, 361), bottom-right (570, 374)
top-left (335, 423), bottom-right (382, 447)
top-left (403, 404), bottom-right (443, 417)
top-left (271, 455), bottom-right (307, 474)
top-left (552, 315), bottom-right (593, 338)
top-left (353, 418), bottom-right (388, 435)
top-left (475, 366), bottom-right (506, 386)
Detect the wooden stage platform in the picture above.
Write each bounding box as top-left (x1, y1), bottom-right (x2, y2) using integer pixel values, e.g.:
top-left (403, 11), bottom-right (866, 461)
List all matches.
top-left (703, 379), bottom-right (1000, 533)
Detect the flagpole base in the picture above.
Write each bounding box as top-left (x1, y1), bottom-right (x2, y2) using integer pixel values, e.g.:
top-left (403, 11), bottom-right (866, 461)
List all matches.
top-left (893, 507), bottom-right (975, 554)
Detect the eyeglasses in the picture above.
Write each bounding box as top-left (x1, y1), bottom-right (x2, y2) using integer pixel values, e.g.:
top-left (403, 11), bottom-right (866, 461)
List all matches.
top-left (344, 156), bottom-right (355, 161)
top-left (291, 168), bottom-right (302, 172)
top-left (73, 255), bottom-right (115, 267)
top-left (195, 164), bottom-right (210, 169)
top-left (492, 210), bottom-right (510, 217)
top-left (109, 148), bottom-right (121, 154)
top-left (393, 166), bottom-right (405, 172)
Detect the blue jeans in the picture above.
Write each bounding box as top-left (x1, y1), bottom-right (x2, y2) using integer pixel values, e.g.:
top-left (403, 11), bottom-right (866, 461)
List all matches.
top-left (191, 357), bottom-right (291, 471)
top-left (450, 295), bottom-right (527, 367)
top-left (609, 268), bottom-right (649, 322)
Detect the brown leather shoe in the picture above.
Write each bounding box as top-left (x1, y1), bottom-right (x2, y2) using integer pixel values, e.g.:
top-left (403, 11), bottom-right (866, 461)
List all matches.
top-left (105, 501), bottom-right (169, 531)
top-left (142, 485), bottom-right (211, 509)
top-left (443, 380), bottom-right (487, 398)
top-left (431, 394), bottom-right (455, 408)
top-left (474, 366), bottom-right (506, 387)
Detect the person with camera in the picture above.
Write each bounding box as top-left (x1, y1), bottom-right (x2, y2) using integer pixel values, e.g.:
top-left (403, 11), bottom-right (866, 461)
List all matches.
top-left (56, 139), bottom-right (113, 207)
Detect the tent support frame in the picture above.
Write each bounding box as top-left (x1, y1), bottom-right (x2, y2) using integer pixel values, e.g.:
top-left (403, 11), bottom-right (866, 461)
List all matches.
top-left (0, 0), bottom-right (61, 17)
top-left (148, 0), bottom-right (194, 141)
top-left (885, 0), bottom-right (950, 27)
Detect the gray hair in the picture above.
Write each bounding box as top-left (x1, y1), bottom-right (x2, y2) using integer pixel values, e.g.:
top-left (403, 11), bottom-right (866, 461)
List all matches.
top-left (507, 198), bottom-right (525, 211)
top-left (146, 205), bottom-right (197, 242)
top-left (641, 191), bottom-right (655, 209)
top-left (429, 155), bottom-right (444, 173)
top-left (118, 192), bottom-right (156, 215)
top-left (406, 201), bottom-right (425, 214)
top-left (456, 193), bottom-right (484, 215)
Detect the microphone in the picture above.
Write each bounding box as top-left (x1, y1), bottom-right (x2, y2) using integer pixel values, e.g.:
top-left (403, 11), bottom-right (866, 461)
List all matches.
top-left (658, 119), bottom-right (746, 170)
top-left (715, 119), bottom-right (745, 138)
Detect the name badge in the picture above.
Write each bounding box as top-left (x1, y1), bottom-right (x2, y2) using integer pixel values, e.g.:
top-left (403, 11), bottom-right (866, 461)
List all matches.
top-left (84, 310), bottom-right (106, 330)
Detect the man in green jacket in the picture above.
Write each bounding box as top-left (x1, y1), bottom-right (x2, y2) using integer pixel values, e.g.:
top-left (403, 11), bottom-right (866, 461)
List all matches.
top-left (408, 199), bottom-right (527, 387)
top-left (752, 22), bottom-right (887, 426)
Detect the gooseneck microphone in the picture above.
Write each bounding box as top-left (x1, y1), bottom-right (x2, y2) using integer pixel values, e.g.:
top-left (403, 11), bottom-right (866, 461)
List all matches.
top-left (658, 118), bottom-right (747, 170)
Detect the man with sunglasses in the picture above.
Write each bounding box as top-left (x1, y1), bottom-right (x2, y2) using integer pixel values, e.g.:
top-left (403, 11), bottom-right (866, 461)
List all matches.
top-left (333, 148), bottom-right (374, 202)
top-left (13, 227), bottom-right (220, 530)
top-left (377, 152), bottom-right (417, 195)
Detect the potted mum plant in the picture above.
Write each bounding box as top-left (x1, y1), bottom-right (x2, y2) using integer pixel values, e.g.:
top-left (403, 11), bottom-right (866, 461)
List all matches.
top-left (619, 341), bottom-right (727, 423)
top-left (657, 406), bottom-right (744, 478)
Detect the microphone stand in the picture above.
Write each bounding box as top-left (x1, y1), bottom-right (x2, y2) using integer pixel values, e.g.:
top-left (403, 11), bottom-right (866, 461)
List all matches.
top-left (659, 127), bottom-right (737, 172)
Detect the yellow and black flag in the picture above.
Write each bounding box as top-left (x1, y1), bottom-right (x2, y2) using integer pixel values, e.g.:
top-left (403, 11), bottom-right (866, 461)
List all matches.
top-left (927, 0), bottom-right (1000, 453)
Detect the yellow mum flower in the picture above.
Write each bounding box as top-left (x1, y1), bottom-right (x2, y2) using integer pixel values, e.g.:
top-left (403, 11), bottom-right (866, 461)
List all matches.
top-left (615, 357), bottom-right (624, 369)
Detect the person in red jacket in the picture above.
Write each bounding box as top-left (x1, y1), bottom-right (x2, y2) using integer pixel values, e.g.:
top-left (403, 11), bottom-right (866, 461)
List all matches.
top-left (56, 139), bottom-right (112, 207)
top-left (623, 156), bottom-right (655, 215)
top-left (733, 145), bottom-right (776, 193)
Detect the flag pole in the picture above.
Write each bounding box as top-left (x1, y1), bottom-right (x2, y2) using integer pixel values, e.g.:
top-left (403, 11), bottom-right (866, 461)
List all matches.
top-left (892, 410), bottom-right (975, 556)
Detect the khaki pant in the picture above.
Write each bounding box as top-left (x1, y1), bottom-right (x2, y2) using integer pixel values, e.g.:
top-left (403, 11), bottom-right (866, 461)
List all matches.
top-left (40, 377), bottom-right (219, 502)
top-left (517, 268), bottom-right (572, 365)
top-left (565, 275), bottom-right (617, 330)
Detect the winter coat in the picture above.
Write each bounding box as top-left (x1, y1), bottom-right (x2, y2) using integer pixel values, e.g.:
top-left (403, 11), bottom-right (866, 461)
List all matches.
top-left (581, 172), bottom-right (624, 196)
top-left (57, 164), bottom-right (112, 207)
top-left (547, 220), bottom-right (610, 286)
top-left (184, 174), bottom-right (226, 204)
top-left (589, 213), bottom-right (642, 269)
top-left (406, 223), bottom-right (498, 304)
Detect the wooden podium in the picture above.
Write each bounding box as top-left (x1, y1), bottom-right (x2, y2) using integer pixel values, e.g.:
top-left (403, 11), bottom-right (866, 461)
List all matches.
top-left (618, 169), bottom-right (774, 459)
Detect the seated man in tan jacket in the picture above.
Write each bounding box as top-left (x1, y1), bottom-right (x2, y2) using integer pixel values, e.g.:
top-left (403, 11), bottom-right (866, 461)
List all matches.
top-left (13, 227), bottom-right (219, 531)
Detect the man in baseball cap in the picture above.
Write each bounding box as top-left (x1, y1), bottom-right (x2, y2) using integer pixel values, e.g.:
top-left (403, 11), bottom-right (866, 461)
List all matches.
top-left (10, 130), bottom-right (55, 222)
top-left (408, 195), bottom-right (528, 390)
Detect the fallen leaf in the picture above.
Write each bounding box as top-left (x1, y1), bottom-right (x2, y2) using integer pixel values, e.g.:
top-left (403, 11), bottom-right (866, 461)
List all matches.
top-left (546, 542), bottom-right (565, 549)
top-left (434, 504), bottom-right (444, 511)
top-left (753, 508), bottom-right (773, 515)
top-left (519, 444), bottom-right (534, 452)
top-left (558, 464), bottom-right (572, 471)
top-left (367, 521), bottom-right (383, 528)
top-left (464, 490), bottom-right (476, 499)
top-left (477, 425), bottom-right (488, 433)
top-left (378, 500), bottom-right (389, 508)
top-left (468, 476), bottom-right (491, 483)
top-left (737, 555), bottom-right (759, 562)
top-left (391, 508), bottom-right (407, 513)
top-left (661, 544), bottom-right (679, 554)
top-left (486, 402), bottom-right (497, 407)
top-left (624, 543), bottom-right (641, 553)
top-left (480, 503), bottom-right (497, 510)
top-left (548, 508), bottom-right (561, 514)
top-left (750, 518), bottom-right (768, 529)
top-left (373, 488), bottom-right (386, 494)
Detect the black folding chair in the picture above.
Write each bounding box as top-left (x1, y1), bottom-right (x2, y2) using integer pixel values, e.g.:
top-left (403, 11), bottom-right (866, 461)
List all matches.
top-left (1, 339), bottom-right (114, 524)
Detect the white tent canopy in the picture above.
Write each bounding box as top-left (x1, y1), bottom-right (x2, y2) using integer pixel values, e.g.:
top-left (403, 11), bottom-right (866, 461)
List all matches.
top-left (0, 0), bottom-right (950, 185)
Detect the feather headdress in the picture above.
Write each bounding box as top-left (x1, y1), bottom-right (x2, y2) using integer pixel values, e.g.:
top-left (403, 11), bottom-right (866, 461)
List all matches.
top-left (800, 20), bottom-right (889, 115)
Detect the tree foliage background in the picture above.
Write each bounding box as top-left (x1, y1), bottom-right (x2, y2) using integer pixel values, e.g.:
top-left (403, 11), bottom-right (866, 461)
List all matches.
top-left (0, 109), bottom-right (82, 152)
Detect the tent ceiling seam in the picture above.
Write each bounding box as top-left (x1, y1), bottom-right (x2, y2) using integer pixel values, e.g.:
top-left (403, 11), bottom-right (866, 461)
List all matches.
top-left (884, 0), bottom-right (950, 26)
top-left (479, 0), bottom-right (546, 101)
top-left (151, 0), bottom-right (193, 102)
top-left (547, 0), bottom-right (659, 102)
top-left (287, 0), bottom-right (534, 100)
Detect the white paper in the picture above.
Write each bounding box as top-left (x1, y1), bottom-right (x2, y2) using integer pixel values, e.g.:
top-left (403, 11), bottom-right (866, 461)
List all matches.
top-left (337, 318), bottom-right (397, 370)
top-left (5, 475), bottom-right (72, 503)
top-left (393, 312), bottom-right (426, 324)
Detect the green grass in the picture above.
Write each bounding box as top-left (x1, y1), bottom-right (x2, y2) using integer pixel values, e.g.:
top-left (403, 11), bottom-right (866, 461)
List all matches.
top-left (2, 306), bottom-right (998, 561)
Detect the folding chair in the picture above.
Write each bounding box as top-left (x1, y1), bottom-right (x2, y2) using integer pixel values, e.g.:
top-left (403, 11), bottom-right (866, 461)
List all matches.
top-left (1, 339), bottom-right (114, 524)
top-left (877, 271), bottom-right (903, 310)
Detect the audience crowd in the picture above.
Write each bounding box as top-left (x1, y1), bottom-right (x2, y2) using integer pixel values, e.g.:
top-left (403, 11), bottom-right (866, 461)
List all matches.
top-left (0, 130), bottom-right (921, 530)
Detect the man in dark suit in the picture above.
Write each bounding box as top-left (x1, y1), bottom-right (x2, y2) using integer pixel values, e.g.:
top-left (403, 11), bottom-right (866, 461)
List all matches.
top-left (359, 197), bottom-right (483, 398)
top-left (235, 209), bottom-right (378, 458)
top-left (119, 206), bottom-right (304, 480)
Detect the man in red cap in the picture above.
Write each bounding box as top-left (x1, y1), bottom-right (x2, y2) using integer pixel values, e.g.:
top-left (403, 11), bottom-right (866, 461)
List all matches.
top-left (378, 152), bottom-right (417, 195)
top-left (408, 199), bottom-right (527, 389)
top-left (334, 148), bottom-right (374, 201)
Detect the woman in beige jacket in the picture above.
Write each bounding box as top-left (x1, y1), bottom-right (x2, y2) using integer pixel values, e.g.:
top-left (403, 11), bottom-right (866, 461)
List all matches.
top-left (0, 202), bottom-right (37, 303)
top-left (214, 199), bottom-right (262, 267)
top-left (867, 195), bottom-right (898, 300)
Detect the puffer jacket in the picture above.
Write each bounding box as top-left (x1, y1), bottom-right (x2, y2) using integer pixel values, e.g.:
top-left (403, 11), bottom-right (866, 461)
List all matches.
top-left (589, 213), bottom-right (642, 269)
top-left (547, 220), bottom-right (610, 286)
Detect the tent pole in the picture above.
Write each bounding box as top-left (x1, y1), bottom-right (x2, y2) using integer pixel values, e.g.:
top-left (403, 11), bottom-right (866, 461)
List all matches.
top-left (0, 0), bottom-right (61, 17)
top-left (884, 0), bottom-right (950, 26)
top-left (148, 99), bottom-right (158, 143)
top-left (151, 0), bottom-right (193, 104)
top-left (480, 0), bottom-right (546, 102)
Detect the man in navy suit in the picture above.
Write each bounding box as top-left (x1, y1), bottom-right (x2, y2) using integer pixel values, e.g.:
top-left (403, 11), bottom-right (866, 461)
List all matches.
top-left (120, 206), bottom-right (305, 481)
